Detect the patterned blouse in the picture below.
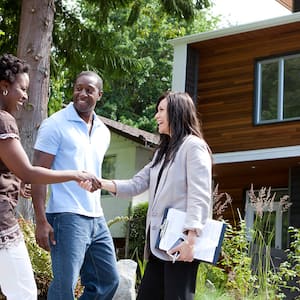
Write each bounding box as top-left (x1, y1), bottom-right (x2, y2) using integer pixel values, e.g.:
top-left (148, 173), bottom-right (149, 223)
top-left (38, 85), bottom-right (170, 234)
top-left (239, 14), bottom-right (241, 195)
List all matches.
top-left (0, 110), bottom-right (23, 249)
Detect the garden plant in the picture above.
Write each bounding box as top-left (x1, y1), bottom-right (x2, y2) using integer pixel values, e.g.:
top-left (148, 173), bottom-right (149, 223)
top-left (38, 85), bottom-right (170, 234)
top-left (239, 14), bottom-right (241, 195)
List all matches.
top-left (0, 185), bottom-right (298, 299)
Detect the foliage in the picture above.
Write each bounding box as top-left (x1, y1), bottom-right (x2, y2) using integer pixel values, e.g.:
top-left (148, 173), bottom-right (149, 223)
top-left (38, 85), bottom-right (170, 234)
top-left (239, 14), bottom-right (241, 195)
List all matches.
top-left (133, 248), bottom-right (148, 286)
top-left (289, 227), bottom-right (300, 281)
top-left (127, 201), bottom-right (148, 260)
top-left (107, 205), bottom-right (148, 286)
top-left (17, 217), bottom-right (84, 299)
top-left (2, 184), bottom-right (298, 299)
top-left (0, 0), bottom-right (21, 54)
top-left (46, 0), bottom-right (218, 130)
top-left (98, 1), bottom-right (219, 132)
top-left (220, 217), bottom-right (257, 299)
top-left (124, 185), bottom-right (299, 299)
top-left (0, 0), bottom-right (219, 130)
top-left (194, 224), bottom-right (300, 299)
top-left (246, 186), bottom-right (293, 298)
top-left (48, 66), bottom-right (68, 116)
top-left (212, 186), bottom-right (299, 299)
top-left (18, 218), bottom-right (52, 298)
top-left (195, 285), bottom-right (233, 300)
top-left (49, 0), bottom-right (219, 130)
top-left (107, 215), bottom-right (130, 228)
top-left (196, 262), bottom-right (227, 297)
top-left (284, 227), bottom-right (300, 298)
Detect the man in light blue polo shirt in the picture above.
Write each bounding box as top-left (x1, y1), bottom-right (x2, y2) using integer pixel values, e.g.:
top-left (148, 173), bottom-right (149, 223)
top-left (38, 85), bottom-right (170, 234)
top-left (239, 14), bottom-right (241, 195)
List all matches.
top-left (31, 71), bottom-right (119, 300)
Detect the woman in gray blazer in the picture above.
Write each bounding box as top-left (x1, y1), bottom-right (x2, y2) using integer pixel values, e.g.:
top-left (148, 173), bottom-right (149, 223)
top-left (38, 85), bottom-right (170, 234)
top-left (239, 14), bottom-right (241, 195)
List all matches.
top-left (99, 92), bottom-right (212, 300)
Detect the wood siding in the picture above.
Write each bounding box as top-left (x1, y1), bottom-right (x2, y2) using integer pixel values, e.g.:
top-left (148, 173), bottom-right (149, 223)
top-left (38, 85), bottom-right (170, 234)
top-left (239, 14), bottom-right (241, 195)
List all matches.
top-left (191, 22), bottom-right (300, 154)
top-left (276, 0), bottom-right (300, 12)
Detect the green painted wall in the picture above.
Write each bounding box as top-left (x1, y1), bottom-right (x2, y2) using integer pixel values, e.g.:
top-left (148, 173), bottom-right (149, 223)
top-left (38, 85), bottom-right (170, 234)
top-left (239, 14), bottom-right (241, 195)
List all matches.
top-left (101, 132), bottom-right (154, 238)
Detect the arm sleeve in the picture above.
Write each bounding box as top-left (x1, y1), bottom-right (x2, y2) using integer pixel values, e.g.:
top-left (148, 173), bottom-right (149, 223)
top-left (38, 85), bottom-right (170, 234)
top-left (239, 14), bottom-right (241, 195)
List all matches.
top-left (183, 139), bottom-right (212, 235)
top-left (34, 118), bottom-right (61, 155)
top-left (113, 161), bottom-right (152, 198)
top-left (0, 111), bottom-right (19, 140)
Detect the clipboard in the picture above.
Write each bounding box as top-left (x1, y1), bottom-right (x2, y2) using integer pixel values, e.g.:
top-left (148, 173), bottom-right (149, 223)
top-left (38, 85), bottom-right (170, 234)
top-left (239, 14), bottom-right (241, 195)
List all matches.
top-left (155, 207), bottom-right (226, 264)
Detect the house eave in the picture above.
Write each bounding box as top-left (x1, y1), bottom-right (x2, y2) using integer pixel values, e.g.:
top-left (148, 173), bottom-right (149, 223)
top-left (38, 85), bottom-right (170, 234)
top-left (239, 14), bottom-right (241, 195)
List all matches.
top-left (98, 116), bottom-right (159, 148)
top-left (168, 11), bottom-right (298, 46)
top-left (109, 127), bottom-right (158, 149)
top-left (213, 145), bottom-right (300, 164)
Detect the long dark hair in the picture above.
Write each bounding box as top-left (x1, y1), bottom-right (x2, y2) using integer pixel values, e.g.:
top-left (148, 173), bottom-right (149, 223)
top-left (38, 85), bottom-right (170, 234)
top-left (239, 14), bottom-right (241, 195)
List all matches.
top-left (0, 53), bottom-right (29, 83)
top-left (152, 91), bottom-right (205, 167)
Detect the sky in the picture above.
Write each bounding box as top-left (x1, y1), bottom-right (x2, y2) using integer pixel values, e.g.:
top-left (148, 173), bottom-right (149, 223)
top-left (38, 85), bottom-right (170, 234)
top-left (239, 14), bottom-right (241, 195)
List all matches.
top-left (210, 0), bottom-right (291, 28)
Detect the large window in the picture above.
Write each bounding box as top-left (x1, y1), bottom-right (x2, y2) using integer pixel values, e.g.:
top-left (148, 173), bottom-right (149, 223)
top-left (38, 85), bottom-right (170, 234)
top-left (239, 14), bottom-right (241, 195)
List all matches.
top-left (255, 53), bottom-right (300, 124)
top-left (245, 188), bottom-right (290, 250)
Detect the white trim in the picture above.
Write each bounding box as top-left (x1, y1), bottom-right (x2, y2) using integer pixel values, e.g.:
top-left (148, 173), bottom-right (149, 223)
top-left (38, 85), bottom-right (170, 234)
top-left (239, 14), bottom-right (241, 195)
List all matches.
top-left (168, 12), bottom-right (298, 47)
top-left (171, 44), bottom-right (187, 92)
top-left (213, 145), bottom-right (300, 164)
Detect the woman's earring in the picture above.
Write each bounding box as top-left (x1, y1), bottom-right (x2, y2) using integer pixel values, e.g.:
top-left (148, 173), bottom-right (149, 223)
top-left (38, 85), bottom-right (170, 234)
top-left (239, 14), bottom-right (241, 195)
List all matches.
top-left (2, 90), bottom-right (8, 96)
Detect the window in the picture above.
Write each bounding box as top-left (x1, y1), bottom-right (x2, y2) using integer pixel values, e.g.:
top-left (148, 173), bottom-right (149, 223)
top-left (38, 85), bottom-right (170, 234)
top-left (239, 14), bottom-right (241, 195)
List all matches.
top-left (255, 53), bottom-right (300, 124)
top-left (101, 155), bottom-right (116, 195)
top-left (245, 188), bottom-right (290, 249)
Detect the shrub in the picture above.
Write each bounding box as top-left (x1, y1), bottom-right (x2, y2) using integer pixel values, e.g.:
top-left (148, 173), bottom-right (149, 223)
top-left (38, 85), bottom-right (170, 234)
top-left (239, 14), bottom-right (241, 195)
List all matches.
top-left (18, 218), bottom-right (83, 299)
top-left (127, 201), bottom-right (148, 260)
top-left (13, 218), bottom-right (53, 299)
top-left (214, 186), bottom-right (299, 299)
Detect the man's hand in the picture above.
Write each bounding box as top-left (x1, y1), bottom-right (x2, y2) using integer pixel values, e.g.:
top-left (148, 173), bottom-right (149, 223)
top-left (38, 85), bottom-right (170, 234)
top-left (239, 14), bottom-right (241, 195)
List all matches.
top-left (35, 221), bottom-right (55, 252)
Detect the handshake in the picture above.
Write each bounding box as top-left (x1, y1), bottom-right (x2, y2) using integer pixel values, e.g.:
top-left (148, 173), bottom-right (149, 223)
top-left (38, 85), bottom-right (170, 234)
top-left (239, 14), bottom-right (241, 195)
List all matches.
top-left (77, 173), bottom-right (116, 194)
top-left (78, 175), bottom-right (102, 192)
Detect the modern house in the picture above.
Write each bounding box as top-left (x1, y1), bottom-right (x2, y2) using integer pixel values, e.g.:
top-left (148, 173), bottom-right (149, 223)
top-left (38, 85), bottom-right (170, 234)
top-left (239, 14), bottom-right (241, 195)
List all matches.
top-left (99, 116), bottom-right (159, 243)
top-left (169, 11), bottom-right (300, 254)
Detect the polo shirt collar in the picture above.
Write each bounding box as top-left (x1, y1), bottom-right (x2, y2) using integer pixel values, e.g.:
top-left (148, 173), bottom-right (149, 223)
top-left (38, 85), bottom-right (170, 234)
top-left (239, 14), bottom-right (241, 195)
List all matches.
top-left (65, 102), bottom-right (101, 126)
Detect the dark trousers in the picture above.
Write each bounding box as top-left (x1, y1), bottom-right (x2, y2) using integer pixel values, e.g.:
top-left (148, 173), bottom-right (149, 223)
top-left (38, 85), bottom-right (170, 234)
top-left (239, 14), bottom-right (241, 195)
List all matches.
top-left (137, 254), bottom-right (200, 300)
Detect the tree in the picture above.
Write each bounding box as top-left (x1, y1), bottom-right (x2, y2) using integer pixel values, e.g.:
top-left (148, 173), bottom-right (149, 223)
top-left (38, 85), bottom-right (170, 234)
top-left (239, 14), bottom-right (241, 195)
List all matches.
top-left (49, 0), bottom-right (218, 131)
top-left (98, 1), bottom-right (218, 131)
top-left (15, 0), bottom-right (55, 218)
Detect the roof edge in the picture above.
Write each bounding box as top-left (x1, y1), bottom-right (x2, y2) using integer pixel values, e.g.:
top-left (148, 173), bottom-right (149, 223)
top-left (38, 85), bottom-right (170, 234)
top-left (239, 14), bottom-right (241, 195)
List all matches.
top-left (168, 11), bottom-right (298, 46)
top-left (98, 116), bottom-right (159, 147)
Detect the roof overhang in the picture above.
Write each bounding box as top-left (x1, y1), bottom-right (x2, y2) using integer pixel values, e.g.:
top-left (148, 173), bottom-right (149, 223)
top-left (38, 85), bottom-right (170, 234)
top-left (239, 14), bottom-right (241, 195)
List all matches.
top-left (168, 11), bottom-right (298, 47)
top-left (98, 116), bottom-right (159, 148)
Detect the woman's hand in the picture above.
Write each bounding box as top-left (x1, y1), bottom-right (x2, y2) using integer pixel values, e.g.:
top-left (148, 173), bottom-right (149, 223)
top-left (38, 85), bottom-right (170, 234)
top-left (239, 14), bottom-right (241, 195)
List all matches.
top-left (167, 230), bottom-right (197, 262)
top-left (20, 182), bottom-right (31, 198)
top-left (168, 239), bottom-right (195, 262)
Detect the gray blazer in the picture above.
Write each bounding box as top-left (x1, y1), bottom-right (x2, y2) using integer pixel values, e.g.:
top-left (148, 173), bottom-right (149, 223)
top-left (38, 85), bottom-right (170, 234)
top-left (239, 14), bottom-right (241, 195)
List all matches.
top-left (114, 135), bottom-right (212, 261)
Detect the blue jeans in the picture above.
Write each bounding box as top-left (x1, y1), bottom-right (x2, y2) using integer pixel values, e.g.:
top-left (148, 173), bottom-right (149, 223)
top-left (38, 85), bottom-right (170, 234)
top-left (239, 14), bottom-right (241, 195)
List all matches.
top-left (46, 213), bottom-right (119, 300)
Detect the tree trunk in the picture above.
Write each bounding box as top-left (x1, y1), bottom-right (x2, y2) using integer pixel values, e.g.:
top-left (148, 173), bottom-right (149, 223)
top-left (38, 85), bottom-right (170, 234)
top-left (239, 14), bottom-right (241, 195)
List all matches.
top-left (16, 0), bottom-right (55, 220)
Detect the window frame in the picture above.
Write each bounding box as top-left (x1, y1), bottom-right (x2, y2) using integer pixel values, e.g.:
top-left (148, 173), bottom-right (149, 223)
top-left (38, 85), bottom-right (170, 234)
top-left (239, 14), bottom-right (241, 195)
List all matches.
top-left (255, 53), bottom-right (300, 125)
